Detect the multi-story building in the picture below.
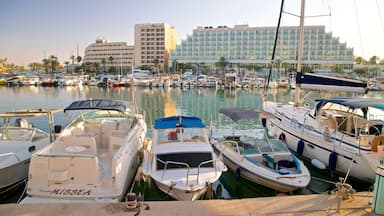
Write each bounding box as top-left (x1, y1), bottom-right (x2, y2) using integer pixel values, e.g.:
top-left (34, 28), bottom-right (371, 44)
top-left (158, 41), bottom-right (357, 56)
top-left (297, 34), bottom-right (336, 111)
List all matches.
top-left (171, 24), bottom-right (354, 71)
top-left (134, 23), bottom-right (177, 72)
top-left (83, 37), bottom-right (135, 73)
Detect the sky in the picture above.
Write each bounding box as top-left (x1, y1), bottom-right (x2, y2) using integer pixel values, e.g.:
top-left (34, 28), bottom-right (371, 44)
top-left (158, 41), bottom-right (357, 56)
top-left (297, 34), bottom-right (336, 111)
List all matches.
top-left (1, 0), bottom-right (384, 66)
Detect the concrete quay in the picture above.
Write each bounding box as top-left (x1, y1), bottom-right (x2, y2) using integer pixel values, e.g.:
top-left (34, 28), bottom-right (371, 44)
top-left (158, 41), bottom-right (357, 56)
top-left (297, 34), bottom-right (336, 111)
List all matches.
top-left (0, 192), bottom-right (375, 216)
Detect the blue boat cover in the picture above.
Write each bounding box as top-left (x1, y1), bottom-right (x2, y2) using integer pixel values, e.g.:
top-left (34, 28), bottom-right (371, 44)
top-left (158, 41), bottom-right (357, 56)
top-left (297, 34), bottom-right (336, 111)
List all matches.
top-left (64, 99), bottom-right (127, 113)
top-left (315, 98), bottom-right (384, 110)
top-left (154, 116), bottom-right (206, 129)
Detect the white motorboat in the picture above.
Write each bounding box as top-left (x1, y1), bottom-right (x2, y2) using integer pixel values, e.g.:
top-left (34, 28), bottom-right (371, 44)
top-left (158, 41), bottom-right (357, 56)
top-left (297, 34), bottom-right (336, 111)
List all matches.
top-left (23, 99), bottom-right (147, 203)
top-left (0, 109), bottom-right (61, 192)
top-left (211, 108), bottom-right (310, 192)
top-left (142, 116), bottom-right (226, 201)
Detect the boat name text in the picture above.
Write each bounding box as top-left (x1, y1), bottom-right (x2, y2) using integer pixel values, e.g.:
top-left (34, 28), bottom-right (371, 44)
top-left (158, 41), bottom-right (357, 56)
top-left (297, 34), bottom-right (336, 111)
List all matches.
top-left (51, 189), bottom-right (91, 196)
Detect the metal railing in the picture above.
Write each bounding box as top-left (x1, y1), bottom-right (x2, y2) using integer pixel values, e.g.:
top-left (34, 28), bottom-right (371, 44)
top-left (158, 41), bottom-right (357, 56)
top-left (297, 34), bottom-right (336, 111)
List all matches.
top-left (157, 157), bottom-right (219, 187)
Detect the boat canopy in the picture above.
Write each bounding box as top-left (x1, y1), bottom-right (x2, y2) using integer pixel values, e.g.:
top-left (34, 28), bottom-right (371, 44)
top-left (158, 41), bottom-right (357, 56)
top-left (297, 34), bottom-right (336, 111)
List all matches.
top-left (64, 99), bottom-right (128, 113)
top-left (219, 108), bottom-right (274, 122)
top-left (154, 116), bottom-right (206, 129)
top-left (0, 109), bottom-right (62, 118)
top-left (315, 98), bottom-right (384, 110)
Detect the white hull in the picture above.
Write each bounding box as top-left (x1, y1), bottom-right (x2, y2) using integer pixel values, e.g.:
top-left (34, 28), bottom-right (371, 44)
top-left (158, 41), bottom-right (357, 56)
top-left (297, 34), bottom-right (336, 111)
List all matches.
top-left (264, 101), bottom-right (379, 183)
top-left (0, 159), bottom-right (29, 190)
top-left (24, 100), bottom-right (147, 203)
top-left (153, 175), bottom-right (209, 201)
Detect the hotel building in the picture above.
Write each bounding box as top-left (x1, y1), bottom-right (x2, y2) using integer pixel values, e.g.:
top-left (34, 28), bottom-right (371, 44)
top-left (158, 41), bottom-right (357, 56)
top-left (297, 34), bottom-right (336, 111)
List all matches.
top-left (170, 25), bottom-right (354, 70)
top-left (134, 23), bottom-right (177, 72)
top-left (83, 37), bottom-right (135, 73)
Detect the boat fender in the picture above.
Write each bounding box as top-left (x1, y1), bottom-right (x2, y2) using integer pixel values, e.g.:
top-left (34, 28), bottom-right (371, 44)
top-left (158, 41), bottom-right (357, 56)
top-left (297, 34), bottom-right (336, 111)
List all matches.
top-left (328, 152), bottom-right (338, 171)
top-left (297, 139), bottom-right (305, 156)
top-left (311, 158), bottom-right (326, 170)
top-left (235, 167), bottom-right (241, 181)
top-left (261, 118), bottom-right (267, 127)
top-left (323, 127), bottom-right (331, 142)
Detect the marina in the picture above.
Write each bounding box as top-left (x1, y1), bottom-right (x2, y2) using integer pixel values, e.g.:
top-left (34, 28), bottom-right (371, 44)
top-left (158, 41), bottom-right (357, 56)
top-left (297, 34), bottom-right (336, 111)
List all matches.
top-left (0, 85), bottom-right (378, 203)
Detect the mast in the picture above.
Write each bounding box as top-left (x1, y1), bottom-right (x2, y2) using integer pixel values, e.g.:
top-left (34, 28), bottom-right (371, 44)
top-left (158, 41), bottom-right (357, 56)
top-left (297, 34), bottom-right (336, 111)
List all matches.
top-left (294, 0), bottom-right (305, 106)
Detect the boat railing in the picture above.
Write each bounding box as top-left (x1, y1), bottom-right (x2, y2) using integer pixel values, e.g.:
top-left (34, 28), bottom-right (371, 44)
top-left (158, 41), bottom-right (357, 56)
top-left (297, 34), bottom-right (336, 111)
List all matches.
top-left (159, 159), bottom-right (191, 185)
top-left (0, 152), bottom-right (21, 162)
top-left (196, 159), bottom-right (217, 184)
top-left (158, 157), bottom-right (218, 187)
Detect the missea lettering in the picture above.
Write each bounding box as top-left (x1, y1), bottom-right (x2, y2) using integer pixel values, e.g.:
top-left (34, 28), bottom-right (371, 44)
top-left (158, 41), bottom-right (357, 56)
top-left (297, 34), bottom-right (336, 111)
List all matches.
top-left (51, 189), bottom-right (91, 196)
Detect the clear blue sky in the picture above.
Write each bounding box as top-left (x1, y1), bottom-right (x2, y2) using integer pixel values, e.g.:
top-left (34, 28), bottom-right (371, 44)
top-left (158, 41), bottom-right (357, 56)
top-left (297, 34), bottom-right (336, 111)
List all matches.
top-left (1, 0), bottom-right (384, 66)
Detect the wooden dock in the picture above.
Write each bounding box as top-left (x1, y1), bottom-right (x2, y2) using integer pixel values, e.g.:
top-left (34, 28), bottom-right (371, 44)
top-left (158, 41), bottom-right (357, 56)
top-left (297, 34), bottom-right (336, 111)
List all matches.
top-left (0, 192), bottom-right (375, 215)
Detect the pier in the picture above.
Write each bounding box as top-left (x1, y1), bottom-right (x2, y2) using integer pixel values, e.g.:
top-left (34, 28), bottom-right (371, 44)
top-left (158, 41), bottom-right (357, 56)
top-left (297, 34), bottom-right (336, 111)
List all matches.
top-left (0, 192), bottom-right (373, 215)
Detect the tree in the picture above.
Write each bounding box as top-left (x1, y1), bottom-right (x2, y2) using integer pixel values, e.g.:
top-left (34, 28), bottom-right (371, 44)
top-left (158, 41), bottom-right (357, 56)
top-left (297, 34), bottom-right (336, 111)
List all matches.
top-left (76, 56), bottom-right (82, 64)
top-left (70, 55), bottom-right (75, 65)
top-left (108, 56), bottom-right (114, 73)
top-left (28, 62), bottom-right (44, 72)
top-left (354, 67), bottom-right (368, 77)
top-left (369, 56), bottom-right (380, 65)
top-left (49, 55), bottom-right (59, 72)
top-left (215, 56), bottom-right (228, 77)
top-left (332, 65), bottom-right (344, 75)
top-left (101, 58), bottom-right (107, 73)
top-left (64, 61), bottom-right (70, 73)
top-left (42, 58), bottom-right (49, 73)
top-left (153, 57), bottom-right (159, 75)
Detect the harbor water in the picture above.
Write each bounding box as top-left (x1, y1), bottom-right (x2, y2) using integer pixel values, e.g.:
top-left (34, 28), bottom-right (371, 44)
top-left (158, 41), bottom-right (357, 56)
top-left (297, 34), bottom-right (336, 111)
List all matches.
top-left (0, 85), bottom-right (377, 203)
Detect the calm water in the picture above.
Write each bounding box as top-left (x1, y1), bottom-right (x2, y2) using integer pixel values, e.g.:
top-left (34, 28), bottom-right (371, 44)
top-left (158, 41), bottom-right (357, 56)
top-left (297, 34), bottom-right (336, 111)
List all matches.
top-left (0, 85), bottom-right (378, 203)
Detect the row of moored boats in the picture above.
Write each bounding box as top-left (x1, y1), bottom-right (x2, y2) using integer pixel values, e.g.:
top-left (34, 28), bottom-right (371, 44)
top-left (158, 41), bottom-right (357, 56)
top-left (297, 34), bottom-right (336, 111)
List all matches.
top-left (1, 96), bottom-right (383, 203)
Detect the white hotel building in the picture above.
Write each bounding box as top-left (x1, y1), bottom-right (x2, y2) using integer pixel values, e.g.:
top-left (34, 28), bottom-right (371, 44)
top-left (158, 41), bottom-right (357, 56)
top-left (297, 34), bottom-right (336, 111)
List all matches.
top-left (83, 38), bottom-right (135, 73)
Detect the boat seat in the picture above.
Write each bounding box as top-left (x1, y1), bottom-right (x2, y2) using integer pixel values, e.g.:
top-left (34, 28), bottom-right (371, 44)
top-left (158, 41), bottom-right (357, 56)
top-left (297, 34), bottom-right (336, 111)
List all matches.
top-left (262, 154), bottom-right (276, 169)
top-left (109, 131), bottom-right (126, 154)
top-left (168, 131), bottom-right (178, 140)
top-left (52, 135), bottom-right (97, 155)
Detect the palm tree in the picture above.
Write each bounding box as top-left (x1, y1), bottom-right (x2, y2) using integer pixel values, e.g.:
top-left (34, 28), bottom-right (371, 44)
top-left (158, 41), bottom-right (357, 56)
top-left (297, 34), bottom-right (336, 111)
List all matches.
top-left (215, 56), bottom-right (228, 78)
top-left (369, 56), bottom-right (380, 65)
top-left (42, 58), bottom-right (49, 73)
top-left (108, 56), bottom-right (114, 73)
top-left (76, 56), bottom-right (82, 64)
top-left (49, 55), bottom-right (59, 72)
top-left (153, 57), bottom-right (159, 75)
top-left (101, 58), bottom-right (107, 73)
top-left (64, 61), bottom-right (69, 73)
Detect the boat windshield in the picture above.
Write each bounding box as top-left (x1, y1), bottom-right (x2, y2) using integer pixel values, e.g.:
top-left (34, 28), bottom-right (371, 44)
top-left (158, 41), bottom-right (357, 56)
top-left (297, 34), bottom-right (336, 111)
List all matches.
top-left (232, 136), bottom-right (289, 154)
top-left (0, 128), bottom-right (47, 141)
top-left (156, 152), bottom-right (213, 170)
top-left (156, 127), bottom-right (206, 144)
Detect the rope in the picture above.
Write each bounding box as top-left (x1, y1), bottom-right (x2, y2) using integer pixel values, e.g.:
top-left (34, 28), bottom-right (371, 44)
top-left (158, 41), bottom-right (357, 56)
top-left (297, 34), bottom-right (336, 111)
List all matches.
top-left (353, 0), bottom-right (365, 56)
top-left (0, 178), bottom-right (27, 195)
top-left (16, 180), bottom-right (28, 203)
top-left (376, 0), bottom-right (384, 34)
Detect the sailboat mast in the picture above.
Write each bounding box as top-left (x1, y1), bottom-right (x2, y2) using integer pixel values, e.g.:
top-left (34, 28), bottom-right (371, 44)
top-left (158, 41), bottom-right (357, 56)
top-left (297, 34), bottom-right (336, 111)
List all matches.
top-left (295, 0), bottom-right (305, 106)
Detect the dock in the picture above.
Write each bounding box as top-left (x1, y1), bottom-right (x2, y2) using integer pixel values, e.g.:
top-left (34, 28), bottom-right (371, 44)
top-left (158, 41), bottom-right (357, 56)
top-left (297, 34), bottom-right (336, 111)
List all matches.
top-left (0, 192), bottom-right (375, 215)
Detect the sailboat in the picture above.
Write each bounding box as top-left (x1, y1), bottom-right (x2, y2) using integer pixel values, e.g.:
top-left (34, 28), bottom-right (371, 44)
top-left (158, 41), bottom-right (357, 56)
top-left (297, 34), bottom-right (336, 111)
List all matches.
top-left (263, 0), bottom-right (383, 184)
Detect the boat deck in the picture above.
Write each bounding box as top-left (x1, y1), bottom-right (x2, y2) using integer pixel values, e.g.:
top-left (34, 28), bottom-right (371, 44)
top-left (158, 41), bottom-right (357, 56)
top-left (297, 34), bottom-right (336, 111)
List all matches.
top-left (2, 192), bottom-right (374, 215)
